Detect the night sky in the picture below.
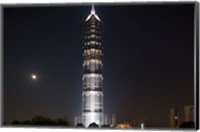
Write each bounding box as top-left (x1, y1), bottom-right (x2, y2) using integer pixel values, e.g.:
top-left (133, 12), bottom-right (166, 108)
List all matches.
top-left (3, 3), bottom-right (195, 127)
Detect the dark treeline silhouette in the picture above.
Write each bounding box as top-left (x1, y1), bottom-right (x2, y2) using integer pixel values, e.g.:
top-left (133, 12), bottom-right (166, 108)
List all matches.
top-left (11, 116), bottom-right (112, 128)
top-left (179, 121), bottom-right (195, 128)
top-left (76, 123), bottom-right (85, 128)
top-left (101, 124), bottom-right (111, 128)
top-left (11, 116), bottom-right (70, 126)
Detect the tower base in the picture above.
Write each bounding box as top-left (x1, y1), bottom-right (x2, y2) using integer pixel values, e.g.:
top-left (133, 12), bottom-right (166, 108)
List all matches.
top-left (82, 112), bottom-right (104, 127)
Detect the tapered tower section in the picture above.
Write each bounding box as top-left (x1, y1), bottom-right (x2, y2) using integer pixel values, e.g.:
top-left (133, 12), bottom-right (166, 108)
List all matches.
top-left (82, 5), bottom-right (104, 127)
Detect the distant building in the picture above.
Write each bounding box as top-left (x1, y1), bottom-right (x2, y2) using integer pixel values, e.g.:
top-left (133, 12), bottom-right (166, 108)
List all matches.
top-left (183, 105), bottom-right (194, 122)
top-left (103, 114), bottom-right (116, 127)
top-left (111, 114), bottom-right (117, 127)
top-left (74, 116), bottom-right (78, 127)
top-left (169, 108), bottom-right (180, 128)
top-left (104, 114), bottom-right (108, 125)
top-left (73, 116), bottom-right (82, 127)
top-left (169, 105), bottom-right (194, 128)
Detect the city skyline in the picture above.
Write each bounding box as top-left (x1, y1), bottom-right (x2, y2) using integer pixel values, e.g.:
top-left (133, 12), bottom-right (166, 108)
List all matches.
top-left (3, 3), bottom-right (195, 127)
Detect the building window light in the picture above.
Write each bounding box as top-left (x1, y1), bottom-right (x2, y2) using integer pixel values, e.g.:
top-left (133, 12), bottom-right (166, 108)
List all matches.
top-left (91, 41), bottom-right (95, 44)
top-left (90, 34), bottom-right (95, 38)
top-left (91, 29), bottom-right (95, 32)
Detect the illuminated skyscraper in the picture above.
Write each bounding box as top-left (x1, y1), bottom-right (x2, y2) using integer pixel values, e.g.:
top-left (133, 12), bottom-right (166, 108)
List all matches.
top-left (81, 5), bottom-right (104, 127)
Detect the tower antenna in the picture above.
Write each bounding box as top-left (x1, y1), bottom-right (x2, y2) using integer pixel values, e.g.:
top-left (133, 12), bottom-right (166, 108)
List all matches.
top-left (91, 3), bottom-right (95, 14)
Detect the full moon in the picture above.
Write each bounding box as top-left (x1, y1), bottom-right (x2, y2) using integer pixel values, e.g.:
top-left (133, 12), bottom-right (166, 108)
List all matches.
top-left (31, 74), bottom-right (37, 80)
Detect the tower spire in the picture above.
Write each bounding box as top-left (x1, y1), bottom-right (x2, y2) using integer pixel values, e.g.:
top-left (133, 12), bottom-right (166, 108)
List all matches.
top-left (85, 3), bottom-right (100, 21)
top-left (91, 4), bottom-right (95, 14)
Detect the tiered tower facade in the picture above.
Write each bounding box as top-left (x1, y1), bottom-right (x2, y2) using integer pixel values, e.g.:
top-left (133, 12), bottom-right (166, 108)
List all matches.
top-left (81, 5), bottom-right (104, 127)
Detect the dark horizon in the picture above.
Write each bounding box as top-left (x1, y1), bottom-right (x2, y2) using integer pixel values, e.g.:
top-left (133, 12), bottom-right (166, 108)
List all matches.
top-left (3, 3), bottom-right (195, 127)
